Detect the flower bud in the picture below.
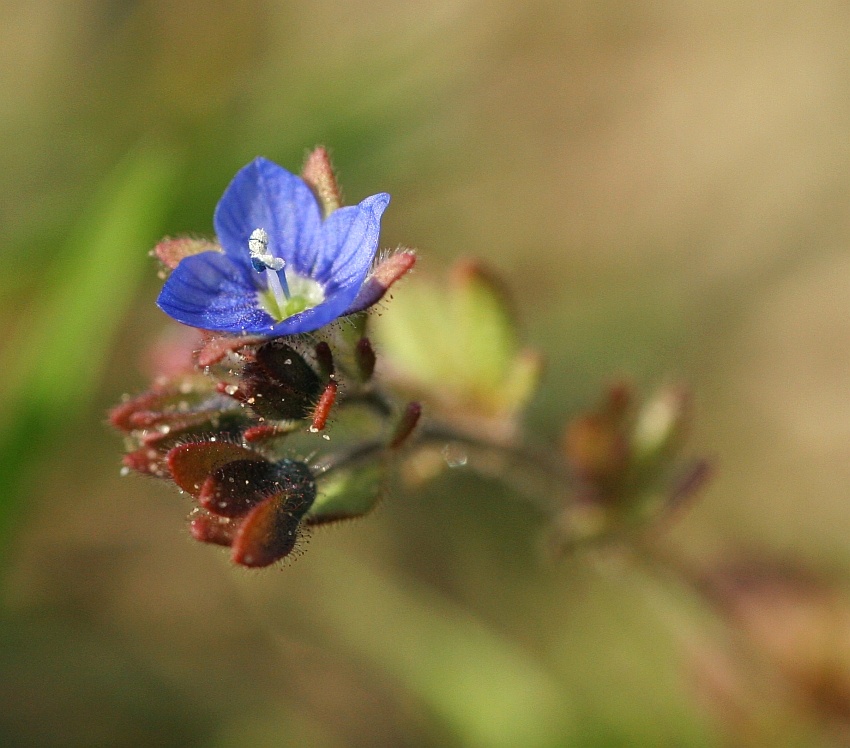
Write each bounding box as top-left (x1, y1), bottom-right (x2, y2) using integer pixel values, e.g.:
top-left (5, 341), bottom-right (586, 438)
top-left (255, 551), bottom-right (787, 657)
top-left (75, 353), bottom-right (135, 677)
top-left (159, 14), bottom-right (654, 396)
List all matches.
top-left (354, 337), bottom-right (377, 382)
top-left (229, 460), bottom-right (316, 567)
top-left (153, 237), bottom-right (221, 272)
top-left (345, 250), bottom-right (417, 315)
top-left (182, 455), bottom-right (316, 566)
top-left (199, 458), bottom-right (285, 517)
top-left (301, 146), bottom-right (341, 216)
top-left (313, 341), bottom-right (335, 380)
top-left (111, 376), bottom-right (249, 477)
top-left (189, 511), bottom-right (238, 547)
top-left (239, 341), bottom-right (323, 420)
top-left (167, 441), bottom-right (261, 496)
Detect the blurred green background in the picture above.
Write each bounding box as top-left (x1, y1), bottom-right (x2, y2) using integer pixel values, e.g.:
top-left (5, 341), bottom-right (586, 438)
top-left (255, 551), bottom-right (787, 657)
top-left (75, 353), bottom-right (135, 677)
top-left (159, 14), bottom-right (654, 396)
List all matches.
top-left (2, 1), bottom-right (850, 745)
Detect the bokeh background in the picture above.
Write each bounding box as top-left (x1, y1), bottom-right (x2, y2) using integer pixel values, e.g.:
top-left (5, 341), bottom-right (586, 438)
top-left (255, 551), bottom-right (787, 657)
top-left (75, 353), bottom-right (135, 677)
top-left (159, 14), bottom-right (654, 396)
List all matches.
top-left (2, 1), bottom-right (850, 745)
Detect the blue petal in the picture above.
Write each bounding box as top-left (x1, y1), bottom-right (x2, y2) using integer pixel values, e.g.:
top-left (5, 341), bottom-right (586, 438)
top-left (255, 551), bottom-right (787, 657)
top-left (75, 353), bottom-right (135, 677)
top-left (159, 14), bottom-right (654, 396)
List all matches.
top-left (214, 157), bottom-right (322, 274)
top-left (157, 252), bottom-right (277, 334)
top-left (248, 192), bottom-right (390, 336)
top-left (310, 193), bottom-right (391, 289)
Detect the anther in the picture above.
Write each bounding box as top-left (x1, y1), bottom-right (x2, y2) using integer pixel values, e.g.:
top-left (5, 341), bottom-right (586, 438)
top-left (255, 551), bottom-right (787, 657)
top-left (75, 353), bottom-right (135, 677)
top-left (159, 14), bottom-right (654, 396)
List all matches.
top-left (248, 228), bottom-right (284, 272)
top-left (248, 228), bottom-right (290, 312)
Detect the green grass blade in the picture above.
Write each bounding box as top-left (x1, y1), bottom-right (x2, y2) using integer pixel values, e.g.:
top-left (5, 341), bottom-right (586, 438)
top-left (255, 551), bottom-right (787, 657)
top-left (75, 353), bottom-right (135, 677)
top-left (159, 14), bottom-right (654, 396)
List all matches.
top-left (0, 142), bottom-right (179, 546)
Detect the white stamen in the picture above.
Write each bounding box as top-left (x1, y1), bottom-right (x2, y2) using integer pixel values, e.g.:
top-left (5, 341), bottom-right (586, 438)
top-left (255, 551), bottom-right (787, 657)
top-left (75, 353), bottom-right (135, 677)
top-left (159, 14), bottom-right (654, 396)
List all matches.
top-left (248, 227), bottom-right (290, 310)
top-left (248, 228), bottom-right (285, 272)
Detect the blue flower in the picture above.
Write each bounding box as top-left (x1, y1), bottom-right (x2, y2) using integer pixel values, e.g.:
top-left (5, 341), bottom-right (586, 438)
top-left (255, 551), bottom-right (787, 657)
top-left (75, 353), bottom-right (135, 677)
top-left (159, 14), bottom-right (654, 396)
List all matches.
top-left (157, 157), bottom-right (390, 336)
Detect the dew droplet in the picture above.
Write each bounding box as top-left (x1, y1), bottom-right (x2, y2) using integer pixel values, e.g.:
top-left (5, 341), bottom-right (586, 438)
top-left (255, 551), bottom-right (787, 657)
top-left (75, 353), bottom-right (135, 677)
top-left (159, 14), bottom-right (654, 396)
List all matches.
top-left (441, 443), bottom-right (468, 468)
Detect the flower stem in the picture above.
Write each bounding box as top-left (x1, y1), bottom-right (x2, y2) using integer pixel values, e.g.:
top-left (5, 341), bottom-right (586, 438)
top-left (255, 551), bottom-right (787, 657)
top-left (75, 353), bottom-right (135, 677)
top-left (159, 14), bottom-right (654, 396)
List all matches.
top-left (314, 416), bottom-right (573, 515)
top-left (415, 423), bottom-right (572, 514)
top-left (312, 438), bottom-right (386, 477)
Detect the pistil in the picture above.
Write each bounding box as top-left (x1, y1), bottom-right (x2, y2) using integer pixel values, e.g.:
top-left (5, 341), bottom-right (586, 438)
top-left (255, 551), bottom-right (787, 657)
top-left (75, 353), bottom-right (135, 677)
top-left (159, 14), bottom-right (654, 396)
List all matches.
top-left (248, 228), bottom-right (290, 315)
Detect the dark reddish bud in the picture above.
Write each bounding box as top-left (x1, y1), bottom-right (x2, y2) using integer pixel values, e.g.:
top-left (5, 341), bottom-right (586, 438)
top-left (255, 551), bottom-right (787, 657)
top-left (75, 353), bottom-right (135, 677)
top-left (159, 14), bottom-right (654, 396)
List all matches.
top-left (241, 341), bottom-right (323, 420)
top-left (231, 494), bottom-right (302, 567)
top-left (311, 382), bottom-right (338, 432)
top-left (167, 441), bottom-right (261, 497)
top-left (313, 341), bottom-right (335, 380)
top-left (301, 146), bottom-right (341, 217)
top-left (112, 393), bottom-right (248, 480)
top-left (354, 337), bottom-right (377, 382)
top-left (189, 512), bottom-right (238, 547)
top-left (198, 458), bottom-right (285, 517)
top-left (229, 460), bottom-right (316, 567)
top-left (181, 457), bottom-right (316, 566)
top-left (110, 380), bottom-right (214, 433)
top-left (110, 376), bottom-right (247, 450)
top-left (345, 250), bottom-right (416, 314)
top-left (389, 402), bottom-right (422, 449)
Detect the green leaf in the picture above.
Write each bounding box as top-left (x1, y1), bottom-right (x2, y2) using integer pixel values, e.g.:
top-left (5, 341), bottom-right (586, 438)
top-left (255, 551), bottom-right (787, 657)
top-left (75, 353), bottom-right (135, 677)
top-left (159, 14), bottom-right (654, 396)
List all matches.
top-left (371, 261), bottom-right (540, 419)
top-left (307, 463), bottom-right (386, 525)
